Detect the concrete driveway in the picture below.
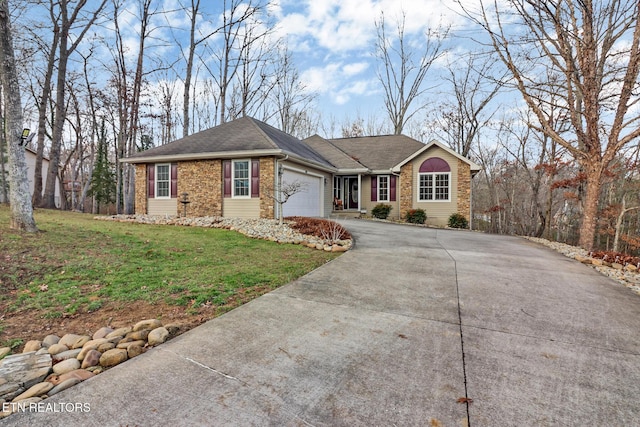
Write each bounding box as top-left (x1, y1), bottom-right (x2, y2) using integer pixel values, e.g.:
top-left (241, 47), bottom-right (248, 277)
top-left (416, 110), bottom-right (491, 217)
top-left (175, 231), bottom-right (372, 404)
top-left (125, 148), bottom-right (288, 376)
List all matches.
top-left (3, 220), bottom-right (640, 426)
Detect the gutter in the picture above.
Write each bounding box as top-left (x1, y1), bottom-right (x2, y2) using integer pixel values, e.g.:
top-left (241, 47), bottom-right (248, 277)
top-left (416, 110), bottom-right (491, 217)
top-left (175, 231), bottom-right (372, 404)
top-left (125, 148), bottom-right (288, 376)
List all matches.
top-left (120, 149), bottom-right (283, 164)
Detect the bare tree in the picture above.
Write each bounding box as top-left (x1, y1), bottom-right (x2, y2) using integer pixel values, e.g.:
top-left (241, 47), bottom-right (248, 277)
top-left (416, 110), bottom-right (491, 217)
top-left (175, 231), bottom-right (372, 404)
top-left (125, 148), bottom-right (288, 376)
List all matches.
top-left (40, 0), bottom-right (107, 209)
top-left (432, 52), bottom-right (504, 157)
top-left (109, 0), bottom-right (157, 214)
top-left (613, 194), bottom-right (640, 252)
top-left (227, 17), bottom-right (275, 121)
top-left (266, 179), bottom-right (307, 226)
top-left (169, 0), bottom-right (223, 137)
top-left (206, 0), bottom-right (269, 124)
top-left (0, 0), bottom-right (37, 231)
top-left (28, 0), bottom-right (59, 207)
top-left (374, 11), bottom-right (449, 135)
top-left (267, 47), bottom-right (314, 134)
top-left (462, 0), bottom-right (640, 250)
top-left (0, 87), bottom-right (7, 203)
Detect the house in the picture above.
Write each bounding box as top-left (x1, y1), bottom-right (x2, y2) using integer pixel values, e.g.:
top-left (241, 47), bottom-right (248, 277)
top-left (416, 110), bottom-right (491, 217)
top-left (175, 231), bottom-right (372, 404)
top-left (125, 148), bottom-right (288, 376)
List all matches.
top-left (123, 116), bottom-right (480, 226)
top-left (0, 147), bottom-right (62, 208)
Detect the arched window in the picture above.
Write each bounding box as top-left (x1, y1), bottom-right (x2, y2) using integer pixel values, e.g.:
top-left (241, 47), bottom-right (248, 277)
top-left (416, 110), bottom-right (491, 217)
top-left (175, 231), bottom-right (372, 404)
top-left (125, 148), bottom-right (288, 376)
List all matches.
top-left (418, 157), bottom-right (450, 201)
top-left (419, 157), bottom-right (450, 173)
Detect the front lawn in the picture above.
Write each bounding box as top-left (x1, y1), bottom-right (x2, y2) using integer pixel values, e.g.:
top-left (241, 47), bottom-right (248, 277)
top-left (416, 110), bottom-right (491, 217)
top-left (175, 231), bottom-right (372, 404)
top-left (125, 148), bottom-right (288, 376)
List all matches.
top-left (0, 206), bottom-right (338, 348)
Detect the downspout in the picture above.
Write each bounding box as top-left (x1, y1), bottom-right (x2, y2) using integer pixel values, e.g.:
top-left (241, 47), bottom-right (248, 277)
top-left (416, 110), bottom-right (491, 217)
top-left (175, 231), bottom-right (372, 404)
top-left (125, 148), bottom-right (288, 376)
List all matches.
top-left (469, 172), bottom-right (474, 231)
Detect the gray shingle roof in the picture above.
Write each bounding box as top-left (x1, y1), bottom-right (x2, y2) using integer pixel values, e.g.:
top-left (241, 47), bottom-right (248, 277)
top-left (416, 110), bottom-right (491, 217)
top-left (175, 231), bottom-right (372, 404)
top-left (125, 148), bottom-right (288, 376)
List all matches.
top-left (301, 135), bottom-right (367, 170)
top-left (124, 117), bottom-right (470, 174)
top-left (126, 117), bottom-right (331, 167)
top-left (327, 135), bottom-right (426, 170)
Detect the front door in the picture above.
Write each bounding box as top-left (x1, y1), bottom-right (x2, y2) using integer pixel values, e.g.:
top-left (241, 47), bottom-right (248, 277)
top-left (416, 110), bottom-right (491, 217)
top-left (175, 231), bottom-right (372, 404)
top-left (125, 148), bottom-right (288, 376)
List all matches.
top-left (345, 177), bottom-right (359, 210)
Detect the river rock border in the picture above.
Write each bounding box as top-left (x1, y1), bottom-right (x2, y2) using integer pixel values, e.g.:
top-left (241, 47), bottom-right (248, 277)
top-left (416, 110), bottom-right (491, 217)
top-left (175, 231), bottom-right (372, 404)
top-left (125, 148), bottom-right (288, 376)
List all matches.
top-left (0, 319), bottom-right (177, 419)
top-left (525, 236), bottom-right (640, 295)
top-left (95, 215), bottom-right (353, 253)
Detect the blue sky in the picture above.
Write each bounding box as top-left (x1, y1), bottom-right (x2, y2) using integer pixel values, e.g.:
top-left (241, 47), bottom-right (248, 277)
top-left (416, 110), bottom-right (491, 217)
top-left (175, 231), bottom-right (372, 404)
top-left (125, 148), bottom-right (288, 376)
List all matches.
top-left (266, 0), bottom-right (476, 123)
top-left (143, 0), bottom-right (485, 135)
top-left (17, 0), bottom-right (494, 140)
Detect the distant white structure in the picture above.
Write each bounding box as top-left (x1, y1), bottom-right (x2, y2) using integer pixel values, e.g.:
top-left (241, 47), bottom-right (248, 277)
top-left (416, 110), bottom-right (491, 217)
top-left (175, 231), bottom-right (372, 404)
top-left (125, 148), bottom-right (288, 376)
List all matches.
top-left (0, 147), bottom-right (62, 208)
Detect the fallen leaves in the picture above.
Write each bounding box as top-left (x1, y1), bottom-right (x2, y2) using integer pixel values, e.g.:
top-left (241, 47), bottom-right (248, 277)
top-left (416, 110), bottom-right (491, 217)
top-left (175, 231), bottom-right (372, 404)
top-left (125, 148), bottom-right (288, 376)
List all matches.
top-left (457, 397), bottom-right (473, 404)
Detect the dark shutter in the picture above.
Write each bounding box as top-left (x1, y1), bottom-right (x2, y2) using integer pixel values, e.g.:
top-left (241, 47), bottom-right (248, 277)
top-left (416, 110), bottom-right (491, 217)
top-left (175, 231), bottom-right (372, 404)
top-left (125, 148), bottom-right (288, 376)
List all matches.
top-left (223, 160), bottom-right (231, 197)
top-left (170, 163), bottom-right (178, 198)
top-left (251, 159), bottom-right (260, 198)
top-left (390, 175), bottom-right (397, 202)
top-left (147, 164), bottom-right (155, 198)
top-left (371, 176), bottom-right (377, 202)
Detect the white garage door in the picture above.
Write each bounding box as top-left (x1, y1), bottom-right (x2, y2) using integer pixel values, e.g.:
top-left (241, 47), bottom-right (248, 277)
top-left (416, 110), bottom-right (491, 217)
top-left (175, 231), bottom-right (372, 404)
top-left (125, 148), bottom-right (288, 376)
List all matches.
top-left (282, 169), bottom-right (322, 217)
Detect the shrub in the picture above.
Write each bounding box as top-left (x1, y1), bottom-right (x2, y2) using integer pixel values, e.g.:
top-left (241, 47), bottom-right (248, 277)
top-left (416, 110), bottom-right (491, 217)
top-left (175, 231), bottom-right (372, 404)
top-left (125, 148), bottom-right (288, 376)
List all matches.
top-left (405, 208), bottom-right (427, 224)
top-left (285, 217), bottom-right (351, 240)
top-left (448, 213), bottom-right (469, 229)
top-left (371, 203), bottom-right (393, 219)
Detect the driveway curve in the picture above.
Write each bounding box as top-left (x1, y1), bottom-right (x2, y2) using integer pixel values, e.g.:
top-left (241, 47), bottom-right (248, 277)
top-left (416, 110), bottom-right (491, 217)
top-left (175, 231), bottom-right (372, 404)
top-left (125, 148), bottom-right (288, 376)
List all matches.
top-left (3, 220), bottom-right (640, 426)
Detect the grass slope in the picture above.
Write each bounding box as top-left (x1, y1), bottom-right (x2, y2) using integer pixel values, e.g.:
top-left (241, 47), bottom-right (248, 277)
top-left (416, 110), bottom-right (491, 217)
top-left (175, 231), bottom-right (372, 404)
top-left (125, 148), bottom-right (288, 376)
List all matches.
top-left (0, 206), bottom-right (337, 344)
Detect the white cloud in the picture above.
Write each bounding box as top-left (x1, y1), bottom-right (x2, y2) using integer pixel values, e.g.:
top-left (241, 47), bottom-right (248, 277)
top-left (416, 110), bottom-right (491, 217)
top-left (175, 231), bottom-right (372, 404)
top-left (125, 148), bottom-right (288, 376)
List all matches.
top-left (343, 62), bottom-right (370, 76)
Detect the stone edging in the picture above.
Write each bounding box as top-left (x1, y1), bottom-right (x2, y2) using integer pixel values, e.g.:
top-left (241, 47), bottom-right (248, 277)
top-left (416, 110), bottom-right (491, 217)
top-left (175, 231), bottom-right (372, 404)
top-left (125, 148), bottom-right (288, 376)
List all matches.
top-left (95, 215), bottom-right (353, 253)
top-left (0, 320), bottom-right (176, 419)
top-left (525, 236), bottom-right (640, 295)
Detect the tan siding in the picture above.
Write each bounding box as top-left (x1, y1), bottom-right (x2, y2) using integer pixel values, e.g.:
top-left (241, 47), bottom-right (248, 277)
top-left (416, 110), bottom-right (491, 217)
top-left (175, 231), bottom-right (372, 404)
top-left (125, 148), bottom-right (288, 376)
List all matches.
top-left (361, 175), bottom-right (401, 219)
top-left (411, 147), bottom-right (459, 227)
top-left (148, 198), bottom-right (178, 216)
top-left (323, 179), bottom-right (332, 217)
top-left (223, 198), bottom-right (260, 218)
top-left (361, 177), bottom-right (372, 213)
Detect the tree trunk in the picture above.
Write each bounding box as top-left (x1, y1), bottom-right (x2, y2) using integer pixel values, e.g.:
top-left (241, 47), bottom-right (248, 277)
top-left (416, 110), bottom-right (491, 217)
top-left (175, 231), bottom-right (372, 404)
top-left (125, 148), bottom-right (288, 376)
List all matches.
top-left (0, 109), bottom-right (8, 203)
top-left (0, 0), bottom-right (37, 231)
top-left (32, 26), bottom-right (59, 207)
top-left (41, 18), bottom-right (70, 209)
top-left (578, 162), bottom-right (602, 250)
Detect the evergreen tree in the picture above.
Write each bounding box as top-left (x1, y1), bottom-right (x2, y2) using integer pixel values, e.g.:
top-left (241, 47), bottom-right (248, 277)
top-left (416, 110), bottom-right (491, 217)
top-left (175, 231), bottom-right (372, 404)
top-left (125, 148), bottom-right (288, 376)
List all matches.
top-left (89, 120), bottom-right (116, 212)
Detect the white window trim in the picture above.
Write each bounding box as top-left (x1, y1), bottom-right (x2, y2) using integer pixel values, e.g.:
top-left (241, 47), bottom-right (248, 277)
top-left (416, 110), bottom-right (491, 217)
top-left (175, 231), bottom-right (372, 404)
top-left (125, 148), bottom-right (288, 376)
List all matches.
top-left (377, 175), bottom-right (390, 202)
top-left (232, 159), bottom-right (251, 199)
top-left (155, 163), bottom-right (171, 199)
top-left (418, 172), bottom-right (451, 202)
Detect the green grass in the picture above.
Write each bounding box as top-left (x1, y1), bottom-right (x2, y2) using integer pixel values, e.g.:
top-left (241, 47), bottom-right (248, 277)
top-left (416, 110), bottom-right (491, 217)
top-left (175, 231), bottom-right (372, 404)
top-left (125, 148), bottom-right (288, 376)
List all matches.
top-left (0, 206), bottom-right (338, 317)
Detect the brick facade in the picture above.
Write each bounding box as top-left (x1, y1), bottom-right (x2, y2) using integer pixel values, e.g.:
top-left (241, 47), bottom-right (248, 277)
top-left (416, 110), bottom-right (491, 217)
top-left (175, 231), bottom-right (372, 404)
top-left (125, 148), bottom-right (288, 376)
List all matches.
top-left (456, 159), bottom-right (471, 221)
top-left (259, 157), bottom-right (276, 219)
top-left (134, 164), bottom-right (147, 215)
top-left (399, 163), bottom-right (413, 219)
top-left (177, 160), bottom-right (222, 217)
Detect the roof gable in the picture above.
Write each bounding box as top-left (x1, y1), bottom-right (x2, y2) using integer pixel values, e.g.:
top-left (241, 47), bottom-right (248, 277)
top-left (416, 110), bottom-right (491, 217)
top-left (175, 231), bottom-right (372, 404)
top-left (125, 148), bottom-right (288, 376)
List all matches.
top-left (392, 139), bottom-right (482, 173)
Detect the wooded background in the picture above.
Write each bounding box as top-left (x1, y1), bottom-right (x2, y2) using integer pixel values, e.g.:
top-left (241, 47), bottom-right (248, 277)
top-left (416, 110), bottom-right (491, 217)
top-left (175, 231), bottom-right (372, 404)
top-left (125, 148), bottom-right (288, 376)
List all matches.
top-left (0, 0), bottom-right (638, 253)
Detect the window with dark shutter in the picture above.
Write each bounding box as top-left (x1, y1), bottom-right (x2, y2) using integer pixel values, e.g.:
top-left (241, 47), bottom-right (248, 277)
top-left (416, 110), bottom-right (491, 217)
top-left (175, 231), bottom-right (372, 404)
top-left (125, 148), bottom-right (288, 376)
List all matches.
top-left (251, 160), bottom-right (260, 198)
top-left (390, 175), bottom-right (397, 202)
top-left (223, 160), bottom-right (231, 198)
top-left (170, 163), bottom-right (178, 198)
top-left (147, 164), bottom-right (155, 198)
top-left (371, 176), bottom-right (377, 202)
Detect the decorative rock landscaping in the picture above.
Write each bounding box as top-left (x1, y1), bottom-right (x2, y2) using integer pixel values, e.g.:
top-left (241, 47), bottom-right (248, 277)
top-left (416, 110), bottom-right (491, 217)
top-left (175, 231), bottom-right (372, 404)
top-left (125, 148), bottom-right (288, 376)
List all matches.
top-left (0, 319), bottom-right (178, 419)
top-left (526, 237), bottom-right (640, 295)
top-left (95, 215), bottom-right (353, 252)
